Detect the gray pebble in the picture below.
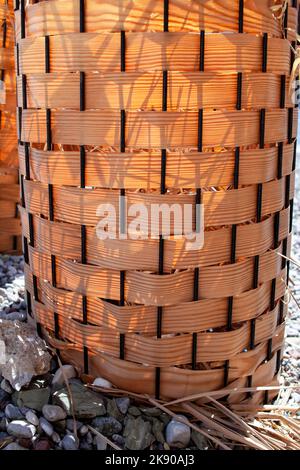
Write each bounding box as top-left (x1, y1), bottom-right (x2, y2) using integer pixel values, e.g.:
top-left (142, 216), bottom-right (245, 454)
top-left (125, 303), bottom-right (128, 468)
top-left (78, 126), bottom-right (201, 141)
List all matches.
top-left (141, 407), bottom-right (162, 417)
top-left (112, 434), bottom-right (125, 447)
top-left (1, 379), bottom-right (13, 394)
top-left (78, 424), bottom-right (89, 437)
top-left (165, 416), bottom-right (191, 449)
top-left (62, 434), bottom-right (79, 450)
top-left (128, 406), bottom-right (141, 417)
top-left (94, 435), bottom-right (107, 450)
top-left (5, 404), bottom-right (24, 420)
top-left (91, 416), bottom-right (122, 436)
top-left (25, 410), bottom-right (39, 427)
top-left (39, 417), bottom-right (54, 437)
top-left (116, 397), bottom-right (130, 415)
top-left (7, 420), bottom-right (36, 439)
top-left (66, 418), bottom-right (83, 432)
top-left (51, 431), bottom-right (61, 444)
top-left (5, 312), bottom-right (27, 322)
top-left (42, 404), bottom-right (67, 422)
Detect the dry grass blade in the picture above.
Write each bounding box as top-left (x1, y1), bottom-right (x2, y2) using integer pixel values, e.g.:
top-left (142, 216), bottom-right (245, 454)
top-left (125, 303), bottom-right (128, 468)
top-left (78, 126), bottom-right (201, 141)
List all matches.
top-left (275, 250), bottom-right (300, 270)
top-left (249, 426), bottom-right (287, 450)
top-left (283, 278), bottom-right (300, 310)
top-left (257, 413), bottom-right (300, 432)
top-left (231, 404), bottom-right (299, 413)
top-left (147, 397), bottom-right (232, 450)
top-left (87, 425), bottom-right (121, 450)
top-left (165, 385), bottom-right (300, 407)
top-left (250, 420), bottom-right (300, 450)
top-left (205, 396), bottom-right (275, 450)
top-left (87, 384), bottom-right (151, 405)
top-left (197, 407), bottom-right (244, 433)
top-left (182, 403), bottom-right (272, 451)
top-left (276, 387), bottom-right (292, 407)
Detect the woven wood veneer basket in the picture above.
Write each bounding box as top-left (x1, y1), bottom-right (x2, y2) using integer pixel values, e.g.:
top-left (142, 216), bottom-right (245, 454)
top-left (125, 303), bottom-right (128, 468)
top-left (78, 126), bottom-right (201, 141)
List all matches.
top-left (16, 0), bottom-right (298, 404)
top-left (0, 0), bottom-right (21, 254)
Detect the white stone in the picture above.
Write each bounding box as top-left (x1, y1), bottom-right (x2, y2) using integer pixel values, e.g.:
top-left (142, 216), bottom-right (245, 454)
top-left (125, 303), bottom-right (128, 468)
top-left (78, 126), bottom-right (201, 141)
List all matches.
top-left (42, 404), bottom-right (67, 422)
top-left (25, 410), bottom-right (39, 426)
top-left (7, 420), bottom-right (36, 439)
top-left (0, 320), bottom-right (51, 391)
top-left (52, 365), bottom-right (77, 386)
top-left (92, 377), bottom-right (112, 389)
top-left (292, 392), bottom-right (300, 403)
top-left (165, 415), bottom-right (191, 449)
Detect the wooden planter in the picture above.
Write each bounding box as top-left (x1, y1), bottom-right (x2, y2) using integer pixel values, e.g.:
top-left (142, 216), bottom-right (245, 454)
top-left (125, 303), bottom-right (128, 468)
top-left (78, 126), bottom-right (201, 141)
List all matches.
top-left (16, 0), bottom-right (298, 403)
top-left (0, 0), bottom-right (21, 253)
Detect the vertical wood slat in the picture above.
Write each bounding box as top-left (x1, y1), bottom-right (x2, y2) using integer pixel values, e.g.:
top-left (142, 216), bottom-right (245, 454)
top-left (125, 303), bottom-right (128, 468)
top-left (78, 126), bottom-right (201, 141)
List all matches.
top-left (155, 0), bottom-right (169, 400)
top-left (79, 0), bottom-right (89, 374)
top-left (224, 0), bottom-right (244, 387)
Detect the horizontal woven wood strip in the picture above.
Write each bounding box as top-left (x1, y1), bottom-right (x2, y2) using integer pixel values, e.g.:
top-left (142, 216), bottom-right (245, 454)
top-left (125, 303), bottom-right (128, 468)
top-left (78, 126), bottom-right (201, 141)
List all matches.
top-left (0, 167), bottom-right (18, 185)
top-left (0, 126), bottom-right (19, 148)
top-left (0, 92), bottom-right (16, 113)
top-left (20, 207), bottom-right (290, 270)
top-left (16, 72), bottom-right (294, 111)
top-left (0, 46), bottom-right (14, 69)
top-left (0, 112), bottom-right (16, 128)
top-left (23, 174), bottom-right (295, 228)
top-left (53, 340), bottom-right (282, 400)
top-left (0, 236), bottom-right (22, 253)
top-left (21, 109), bottom-right (298, 148)
top-left (0, 2), bottom-right (11, 19)
top-left (33, 300), bottom-right (280, 367)
top-left (0, 29), bottom-right (14, 48)
top-left (0, 217), bottom-right (22, 237)
top-left (25, 266), bottom-right (286, 335)
top-left (28, 242), bottom-right (287, 304)
top-left (0, 1), bottom-right (19, 254)
top-left (19, 144), bottom-right (295, 189)
top-left (0, 149), bottom-right (19, 168)
top-left (0, 201), bottom-right (18, 219)
top-left (18, 33), bottom-right (291, 74)
top-left (0, 184), bottom-right (19, 201)
top-left (1, 70), bottom-right (17, 92)
top-left (14, 0), bottom-right (297, 39)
